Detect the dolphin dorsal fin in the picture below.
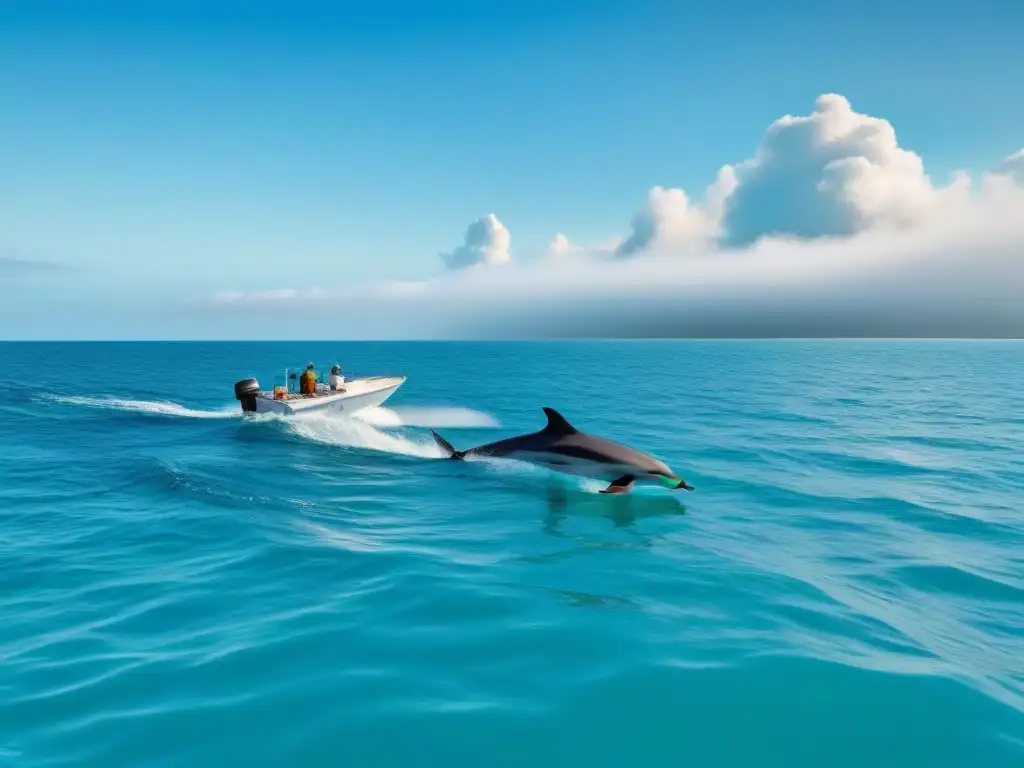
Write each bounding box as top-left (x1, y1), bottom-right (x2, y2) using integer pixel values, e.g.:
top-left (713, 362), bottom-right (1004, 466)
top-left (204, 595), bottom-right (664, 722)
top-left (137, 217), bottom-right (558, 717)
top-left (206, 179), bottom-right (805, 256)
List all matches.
top-left (541, 407), bottom-right (578, 435)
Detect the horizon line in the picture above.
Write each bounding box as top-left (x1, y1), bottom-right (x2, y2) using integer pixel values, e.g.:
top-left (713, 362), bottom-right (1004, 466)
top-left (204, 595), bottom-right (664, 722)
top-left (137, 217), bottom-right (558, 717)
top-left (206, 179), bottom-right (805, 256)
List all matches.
top-left (3, 337), bottom-right (1024, 344)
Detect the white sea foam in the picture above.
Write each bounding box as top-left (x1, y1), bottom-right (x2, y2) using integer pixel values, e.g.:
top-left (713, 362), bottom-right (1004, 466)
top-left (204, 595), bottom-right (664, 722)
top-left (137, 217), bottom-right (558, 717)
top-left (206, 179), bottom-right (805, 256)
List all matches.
top-left (284, 412), bottom-right (443, 459)
top-left (47, 396), bottom-right (498, 429)
top-left (49, 395), bottom-right (240, 419)
top-left (47, 394), bottom-right (502, 462)
top-left (355, 405), bottom-right (499, 429)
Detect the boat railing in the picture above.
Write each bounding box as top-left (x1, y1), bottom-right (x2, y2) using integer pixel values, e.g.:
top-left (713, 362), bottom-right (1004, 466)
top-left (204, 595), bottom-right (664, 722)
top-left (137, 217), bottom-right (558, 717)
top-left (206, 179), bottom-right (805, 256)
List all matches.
top-left (275, 366), bottom-right (376, 396)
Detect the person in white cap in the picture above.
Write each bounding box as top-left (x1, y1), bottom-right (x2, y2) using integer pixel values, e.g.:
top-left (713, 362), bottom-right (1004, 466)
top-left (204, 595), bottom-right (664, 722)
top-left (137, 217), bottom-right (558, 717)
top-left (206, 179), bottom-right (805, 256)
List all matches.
top-left (328, 364), bottom-right (346, 392)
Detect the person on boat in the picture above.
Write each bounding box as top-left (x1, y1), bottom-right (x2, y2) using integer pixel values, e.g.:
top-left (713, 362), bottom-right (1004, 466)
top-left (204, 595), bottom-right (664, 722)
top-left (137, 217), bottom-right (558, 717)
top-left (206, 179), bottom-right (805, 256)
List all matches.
top-left (328, 364), bottom-right (346, 391)
top-left (299, 363), bottom-right (317, 395)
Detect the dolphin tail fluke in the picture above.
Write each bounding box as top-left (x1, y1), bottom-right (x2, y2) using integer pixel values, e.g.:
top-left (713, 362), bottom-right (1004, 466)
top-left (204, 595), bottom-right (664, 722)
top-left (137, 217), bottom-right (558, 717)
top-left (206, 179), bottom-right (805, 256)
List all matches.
top-left (599, 475), bottom-right (635, 494)
top-left (431, 430), bottom-right (466, 460)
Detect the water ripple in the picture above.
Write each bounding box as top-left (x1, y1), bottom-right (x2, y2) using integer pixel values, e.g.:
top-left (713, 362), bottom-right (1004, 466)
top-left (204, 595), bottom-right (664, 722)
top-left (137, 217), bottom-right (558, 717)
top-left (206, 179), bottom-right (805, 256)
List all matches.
top-left (1, 340), bottom-right (1023, 766)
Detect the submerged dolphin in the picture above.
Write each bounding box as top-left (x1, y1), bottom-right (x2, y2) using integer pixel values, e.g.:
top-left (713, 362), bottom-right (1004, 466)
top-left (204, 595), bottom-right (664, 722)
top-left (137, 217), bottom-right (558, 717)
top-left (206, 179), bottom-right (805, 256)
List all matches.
top-left (430, 407), bottom-right (694, 494)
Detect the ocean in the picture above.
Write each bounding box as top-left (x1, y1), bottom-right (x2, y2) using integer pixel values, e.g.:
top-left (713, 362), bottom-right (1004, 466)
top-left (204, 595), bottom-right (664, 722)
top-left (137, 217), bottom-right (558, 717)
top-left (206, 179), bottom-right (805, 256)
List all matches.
top-left (2, 340), bottom-right (1022, 767)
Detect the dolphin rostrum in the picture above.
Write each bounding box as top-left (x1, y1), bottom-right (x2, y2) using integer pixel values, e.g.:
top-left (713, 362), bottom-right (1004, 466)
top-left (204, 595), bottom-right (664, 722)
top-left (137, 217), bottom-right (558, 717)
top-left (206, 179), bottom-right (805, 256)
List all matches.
top-left (430, 407), bottom-right (694, 494)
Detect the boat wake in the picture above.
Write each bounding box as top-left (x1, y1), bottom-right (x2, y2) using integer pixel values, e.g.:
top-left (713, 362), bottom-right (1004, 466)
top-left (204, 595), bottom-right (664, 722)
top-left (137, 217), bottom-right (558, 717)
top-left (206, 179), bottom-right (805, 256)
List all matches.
top-left (44, 394), bottom-right (501, 460)
top-left (284, 413), bottom-right (444, 458)
top-left (282, 406), bottom-right (499, 459)
top-left (47, 395), bottom-right (240, 419)
top-left (45, 396), bottom-right (497, 428)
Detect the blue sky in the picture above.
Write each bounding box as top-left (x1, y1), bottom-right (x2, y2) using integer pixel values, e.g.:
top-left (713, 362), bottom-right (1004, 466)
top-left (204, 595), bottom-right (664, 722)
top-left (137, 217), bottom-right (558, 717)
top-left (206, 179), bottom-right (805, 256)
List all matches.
top-left (2, 0), bottom-right (1023, 338)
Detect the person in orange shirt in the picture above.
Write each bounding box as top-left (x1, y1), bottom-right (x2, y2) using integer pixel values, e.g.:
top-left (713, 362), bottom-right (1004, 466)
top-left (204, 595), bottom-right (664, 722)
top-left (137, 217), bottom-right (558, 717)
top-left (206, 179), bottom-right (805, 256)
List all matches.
top-left (299, 363), bottom-right (317, 395)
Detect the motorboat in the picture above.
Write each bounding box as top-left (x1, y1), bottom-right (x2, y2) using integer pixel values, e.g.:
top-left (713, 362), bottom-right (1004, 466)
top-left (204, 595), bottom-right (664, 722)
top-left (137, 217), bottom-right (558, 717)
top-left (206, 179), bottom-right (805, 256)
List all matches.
top-left (233, 366), bottom-right (405, 416)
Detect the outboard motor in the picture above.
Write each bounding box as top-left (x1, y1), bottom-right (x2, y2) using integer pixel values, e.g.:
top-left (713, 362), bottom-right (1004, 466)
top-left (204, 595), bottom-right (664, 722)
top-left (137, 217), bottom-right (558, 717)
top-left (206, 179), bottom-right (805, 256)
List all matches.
top-left (234, 378), bottom-right (260, 413)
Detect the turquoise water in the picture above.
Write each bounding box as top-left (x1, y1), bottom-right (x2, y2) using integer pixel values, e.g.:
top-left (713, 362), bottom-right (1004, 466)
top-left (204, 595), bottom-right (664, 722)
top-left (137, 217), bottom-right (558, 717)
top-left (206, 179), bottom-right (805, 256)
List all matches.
top-left (2, 340), bottom-right (1023, 766)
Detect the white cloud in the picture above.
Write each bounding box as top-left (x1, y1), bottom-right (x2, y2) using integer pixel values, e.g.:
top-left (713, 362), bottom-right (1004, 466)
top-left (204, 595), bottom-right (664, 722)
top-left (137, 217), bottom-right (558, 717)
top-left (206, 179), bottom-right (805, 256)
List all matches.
top-left (616, 186), bottom-right (706, 257)
top-left (439, 213), bottom-right (511, 270)
top-left (612, 91), bottom-right (952, 256)
top-left (548, 233), bottom-right (585, 259)
top-left (717, 93), bottom-right (953, 246)
top-left (208, 288), bottom-right (300, 305)
top-left (599, 94), bottom-right (1012, 258)
top-left (616, 167), bottom-right (737, 257)
top-left (547, 232), bottom-right (622, 259)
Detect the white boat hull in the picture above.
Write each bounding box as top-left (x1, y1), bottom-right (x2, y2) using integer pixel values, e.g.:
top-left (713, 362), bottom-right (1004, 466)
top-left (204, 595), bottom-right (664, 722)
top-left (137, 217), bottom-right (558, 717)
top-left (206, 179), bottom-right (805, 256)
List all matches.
top-left (246, 376), bottom-right (405, 416)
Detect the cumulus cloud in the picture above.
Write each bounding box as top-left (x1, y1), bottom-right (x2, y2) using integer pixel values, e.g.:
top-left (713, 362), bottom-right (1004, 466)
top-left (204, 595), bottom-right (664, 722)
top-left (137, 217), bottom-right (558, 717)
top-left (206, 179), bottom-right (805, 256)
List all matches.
top-left (609, 93), bottom-right (964, 257)
top-left (446, 97), bottom-right (1017, 268)
top-left (439, 213), bottom-right (511, 270)
top-left (547, 232), bottom-right (622, 259)
top-left (615, 167), bottom-right (737, 257)
top-left (616, 186), bottom-right (706, 257)
top-left (547, 233), bottom-right (582, 258)
top-left (717, 93), bottom-right (951, 246)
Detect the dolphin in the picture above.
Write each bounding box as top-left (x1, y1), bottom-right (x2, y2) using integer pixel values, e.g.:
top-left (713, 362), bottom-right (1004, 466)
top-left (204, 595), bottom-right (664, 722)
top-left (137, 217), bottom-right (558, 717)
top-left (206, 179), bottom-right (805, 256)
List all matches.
top-left (430, 407), bottom-right (694, 494)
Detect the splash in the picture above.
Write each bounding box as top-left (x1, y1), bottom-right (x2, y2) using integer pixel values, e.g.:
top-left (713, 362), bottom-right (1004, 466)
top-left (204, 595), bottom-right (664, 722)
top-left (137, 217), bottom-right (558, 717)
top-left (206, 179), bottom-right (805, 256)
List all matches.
top-left (471, 455), bottom-right (615, 494)
top-left (253, 403), bottom-right (499, 459)
top-left (283, 412), bottom-right (443, 458)
top-left (354, 406), bottom-right (499, 429)
top-left (271, 404), bottom-right (499, 460)
top-left (48, 395), bottom-right (239, 419)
